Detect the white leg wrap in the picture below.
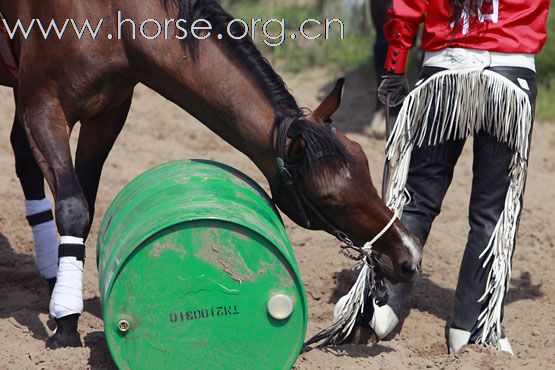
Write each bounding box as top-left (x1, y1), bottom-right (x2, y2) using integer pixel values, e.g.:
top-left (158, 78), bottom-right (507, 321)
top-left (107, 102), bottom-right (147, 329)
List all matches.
top-left (449, 328), bottom-right (471, 354)
top-left (49, 236), bottom-right (84, 318)
top-left (369, 301), bottom-right (399, 339)
top-left (25, 199), bottom-right (58, 279)
top-left (25, 198), bottom-right (52, 216)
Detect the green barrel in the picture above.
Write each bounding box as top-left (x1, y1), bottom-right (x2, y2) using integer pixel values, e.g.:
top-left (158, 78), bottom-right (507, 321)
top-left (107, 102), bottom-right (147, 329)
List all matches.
top-left (97, 160), bottom-right (307, 370)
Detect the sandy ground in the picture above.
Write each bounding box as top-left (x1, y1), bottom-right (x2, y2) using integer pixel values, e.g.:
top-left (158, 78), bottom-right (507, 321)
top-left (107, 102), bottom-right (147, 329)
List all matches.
top-left (1, 68), bottom-right (554, 369)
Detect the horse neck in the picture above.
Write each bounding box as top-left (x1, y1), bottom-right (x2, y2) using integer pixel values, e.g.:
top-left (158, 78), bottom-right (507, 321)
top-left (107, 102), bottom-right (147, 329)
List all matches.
top-left (132, 37), bottom-right (285, 184)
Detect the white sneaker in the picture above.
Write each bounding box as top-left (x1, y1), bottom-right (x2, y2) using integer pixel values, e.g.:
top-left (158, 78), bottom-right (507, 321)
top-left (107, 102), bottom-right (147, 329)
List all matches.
top-left (333, 295), bottom-right (399, 340)
top-left (448, 328), bottom-right (514, 356)
top-left (499, 336), bottom-right (514, 355)
top-left (369, 301), bottom-right (399, 339)
top-left (449, 328), bottom-right (471, 354)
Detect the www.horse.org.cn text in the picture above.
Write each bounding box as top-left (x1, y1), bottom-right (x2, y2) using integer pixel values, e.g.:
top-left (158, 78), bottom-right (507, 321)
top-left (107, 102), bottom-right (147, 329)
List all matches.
top-left (1, 11), bottom-right (346, 47)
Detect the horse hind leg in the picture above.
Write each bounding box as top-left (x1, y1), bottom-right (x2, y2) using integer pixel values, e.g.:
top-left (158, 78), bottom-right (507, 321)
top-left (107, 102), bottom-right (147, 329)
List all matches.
top-left (18, 97), bottom-right (89, 349)
top-left (10, 115), bottom-right (58, 294)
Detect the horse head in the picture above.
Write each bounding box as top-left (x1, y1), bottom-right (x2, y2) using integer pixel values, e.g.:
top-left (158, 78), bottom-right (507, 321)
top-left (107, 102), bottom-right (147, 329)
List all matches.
top-left (272, 79), bottom-right (422, 284)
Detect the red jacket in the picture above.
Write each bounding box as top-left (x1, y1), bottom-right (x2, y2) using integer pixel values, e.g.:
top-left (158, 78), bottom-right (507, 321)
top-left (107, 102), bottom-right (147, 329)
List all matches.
top-left (384, 0), bottom-right (550, 73)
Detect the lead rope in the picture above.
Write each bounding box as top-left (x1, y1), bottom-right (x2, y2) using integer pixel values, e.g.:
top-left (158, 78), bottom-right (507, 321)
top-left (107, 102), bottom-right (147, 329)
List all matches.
top-left (304, 93), bottom-right (399, 348)
top-left (304, 203), bottom-right (397, 348)
top-left (338, 212), bottom-right (397, 262)
top-left (364, 214), bottom-right (397, 251)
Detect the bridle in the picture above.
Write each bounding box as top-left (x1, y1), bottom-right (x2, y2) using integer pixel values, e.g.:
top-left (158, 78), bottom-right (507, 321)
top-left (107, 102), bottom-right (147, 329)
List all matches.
top-left (272, 114), bottom-right (397, 263)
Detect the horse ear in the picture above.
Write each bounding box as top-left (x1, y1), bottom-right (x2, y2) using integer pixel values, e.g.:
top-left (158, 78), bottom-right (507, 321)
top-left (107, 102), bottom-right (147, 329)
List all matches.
top-left (310, 78), bottom-right (345, 123)
top-left (287, 136), bottom-right (306, 163)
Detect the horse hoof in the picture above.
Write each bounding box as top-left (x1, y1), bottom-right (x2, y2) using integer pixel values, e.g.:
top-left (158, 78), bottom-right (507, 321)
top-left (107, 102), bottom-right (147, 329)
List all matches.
top-left (348, 326), bottom-right (379, 345)
top-left (46, 314), bottom-right (82, 349)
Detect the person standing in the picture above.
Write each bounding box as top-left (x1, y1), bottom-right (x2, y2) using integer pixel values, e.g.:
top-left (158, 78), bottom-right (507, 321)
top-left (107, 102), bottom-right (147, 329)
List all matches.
top-left (373, 0), bottom-right (549, 354)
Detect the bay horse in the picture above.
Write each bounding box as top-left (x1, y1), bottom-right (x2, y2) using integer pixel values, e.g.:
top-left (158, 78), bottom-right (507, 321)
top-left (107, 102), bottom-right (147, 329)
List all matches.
top-left (0, 0), bottom-right (421, 348)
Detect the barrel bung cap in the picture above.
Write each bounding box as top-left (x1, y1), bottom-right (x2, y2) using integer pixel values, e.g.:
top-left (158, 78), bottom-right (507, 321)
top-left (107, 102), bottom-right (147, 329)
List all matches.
top-left (267, 294), bottom-right (294, 320)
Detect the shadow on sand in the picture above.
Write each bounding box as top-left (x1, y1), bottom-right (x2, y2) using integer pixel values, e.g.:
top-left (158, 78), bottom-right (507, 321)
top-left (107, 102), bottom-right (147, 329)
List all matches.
top-left (0, 232), bottom-right (115, 368)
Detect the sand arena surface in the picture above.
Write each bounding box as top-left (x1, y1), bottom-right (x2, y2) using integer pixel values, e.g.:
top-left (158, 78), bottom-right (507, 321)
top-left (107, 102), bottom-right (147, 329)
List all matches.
top-left (1, 69), bottom-right (554, 368)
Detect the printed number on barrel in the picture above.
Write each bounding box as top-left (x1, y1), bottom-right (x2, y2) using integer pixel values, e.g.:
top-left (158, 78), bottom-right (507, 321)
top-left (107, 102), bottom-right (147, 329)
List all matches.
top-left (169, 305), bottom-right (240, 323)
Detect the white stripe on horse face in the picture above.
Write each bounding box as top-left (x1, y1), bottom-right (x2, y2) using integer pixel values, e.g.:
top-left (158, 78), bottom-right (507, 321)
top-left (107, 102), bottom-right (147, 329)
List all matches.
top-left (401, 232), bottom-right (422, 270)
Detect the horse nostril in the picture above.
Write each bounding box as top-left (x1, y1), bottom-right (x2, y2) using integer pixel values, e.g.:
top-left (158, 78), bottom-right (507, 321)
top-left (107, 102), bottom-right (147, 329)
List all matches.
top-left (401, 261), bottom-right (417, 278)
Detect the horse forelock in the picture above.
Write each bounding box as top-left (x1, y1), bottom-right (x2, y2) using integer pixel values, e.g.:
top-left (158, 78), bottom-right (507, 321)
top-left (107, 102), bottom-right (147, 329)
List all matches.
top-left (287, 118), bottom-right (352, 177)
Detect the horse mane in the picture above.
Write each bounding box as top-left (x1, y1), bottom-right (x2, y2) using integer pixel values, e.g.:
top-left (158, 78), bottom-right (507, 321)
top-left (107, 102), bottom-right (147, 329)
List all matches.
top-left (163, 0), bottom-right (350, 174)
top-left (163, 0), bottom-right (299, 113)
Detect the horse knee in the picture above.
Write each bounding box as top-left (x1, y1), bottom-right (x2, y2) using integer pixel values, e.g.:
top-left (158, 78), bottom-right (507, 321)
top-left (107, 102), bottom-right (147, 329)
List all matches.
top-left (55, 194), bottom-right (90, 238)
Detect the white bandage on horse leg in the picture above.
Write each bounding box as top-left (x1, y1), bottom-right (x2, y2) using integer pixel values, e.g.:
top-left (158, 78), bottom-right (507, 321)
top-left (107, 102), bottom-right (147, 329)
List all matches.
top-left (369, 301), bottom-right (399, 339)
top-left (449, 328), bottom-right (471, 354)
top-left (50, 236), bottom-right (84, 318)
top-left (25, 198), bottom-right (58, 279)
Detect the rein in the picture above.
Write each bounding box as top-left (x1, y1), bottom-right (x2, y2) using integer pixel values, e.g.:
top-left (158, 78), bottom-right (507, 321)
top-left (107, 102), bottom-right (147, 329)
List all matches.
top-left (272, 115), bottom-right (397, 262)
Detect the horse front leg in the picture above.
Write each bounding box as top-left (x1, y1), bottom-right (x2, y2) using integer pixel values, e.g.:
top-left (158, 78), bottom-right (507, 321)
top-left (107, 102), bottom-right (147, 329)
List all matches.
top-left (75, 92), bottom-right (133, 232)
top-left (10, 112), bottom-right (58, 294)
top-left (18, 98), bottom-right (89, 349)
